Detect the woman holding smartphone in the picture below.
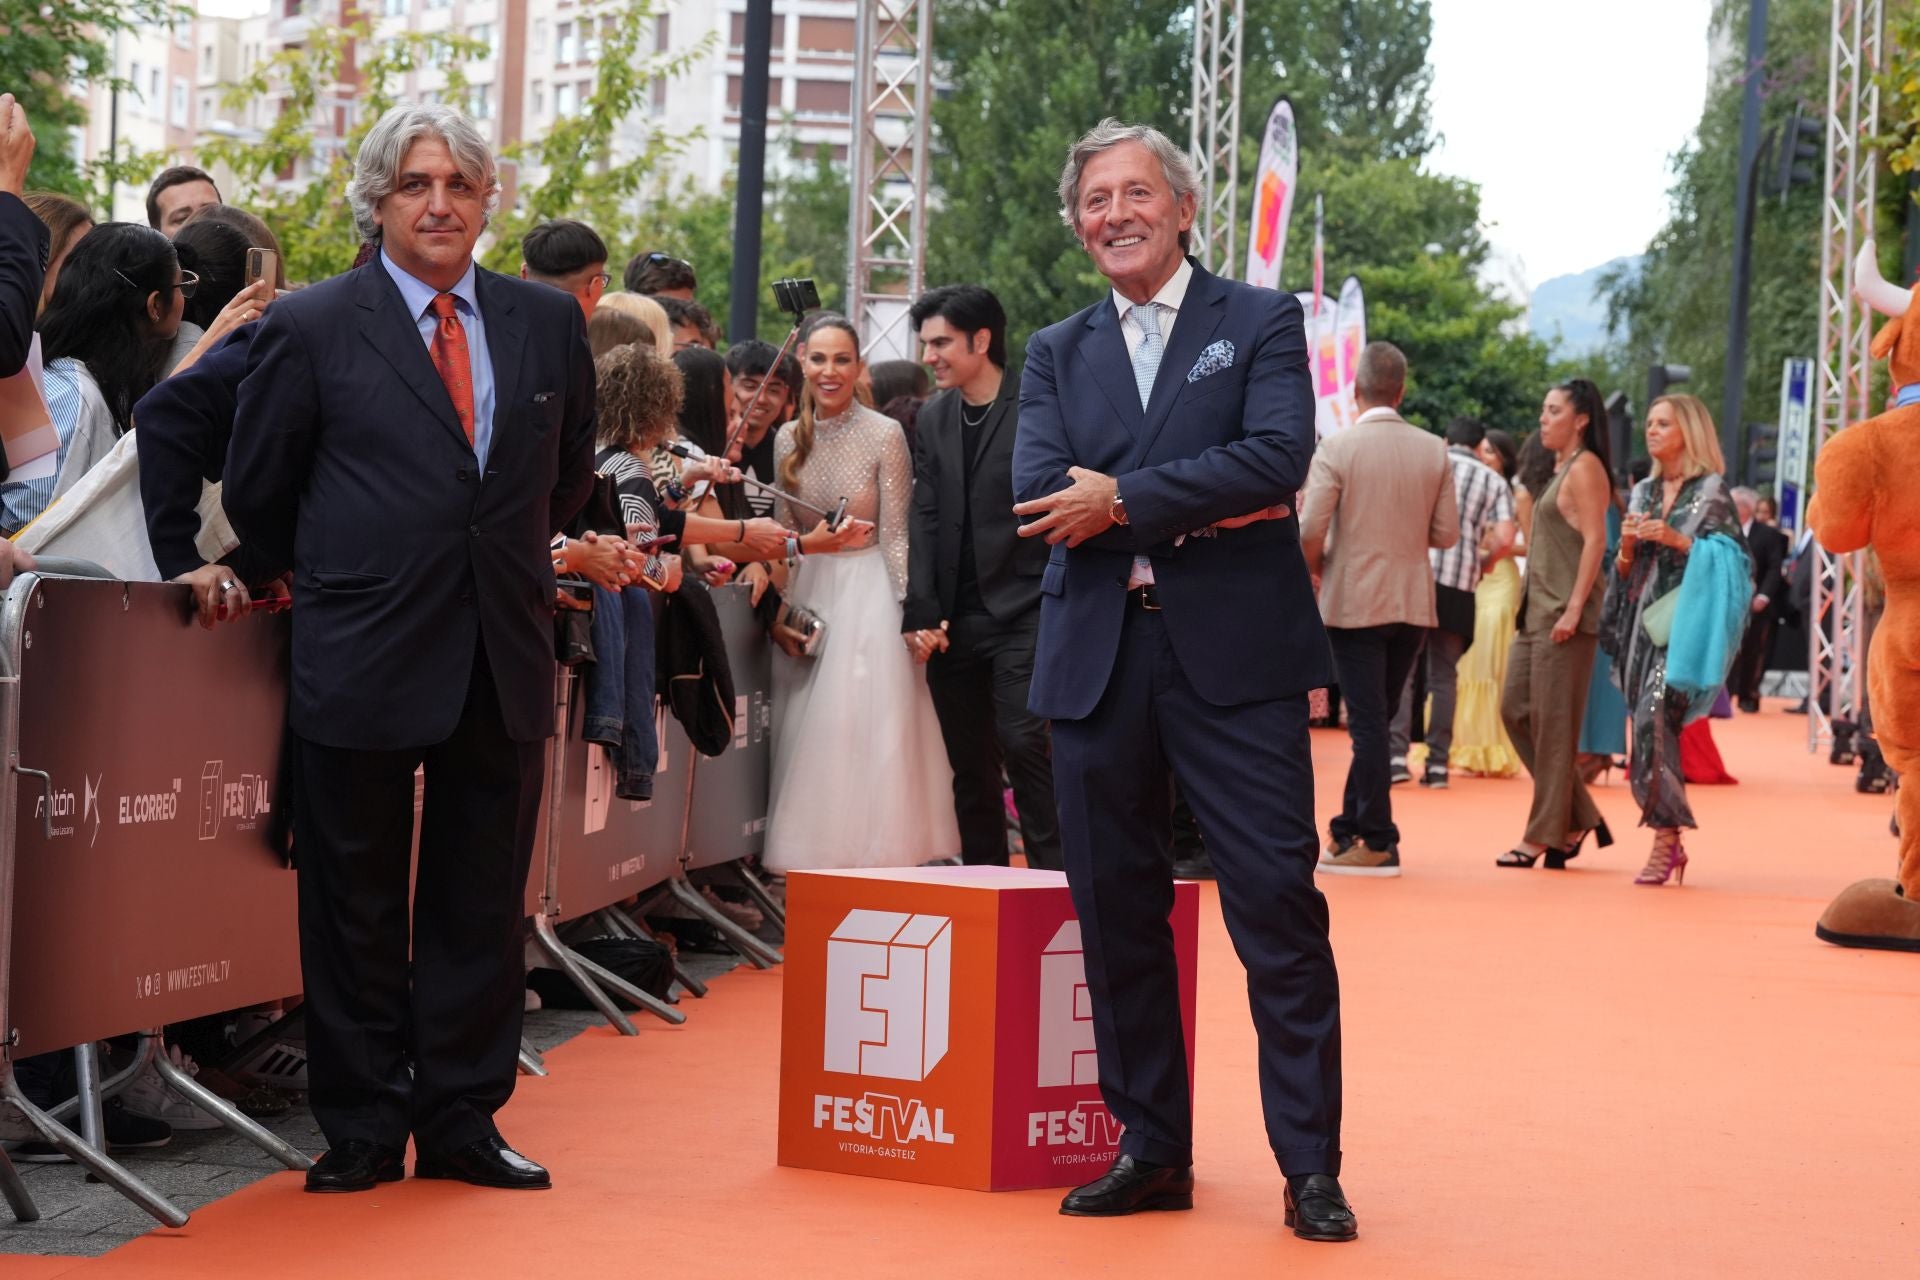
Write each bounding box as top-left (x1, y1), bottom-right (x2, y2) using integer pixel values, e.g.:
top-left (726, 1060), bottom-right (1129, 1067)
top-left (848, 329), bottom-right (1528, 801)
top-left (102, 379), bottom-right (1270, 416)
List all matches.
top-left (762, 316), bottom-right (960, 871)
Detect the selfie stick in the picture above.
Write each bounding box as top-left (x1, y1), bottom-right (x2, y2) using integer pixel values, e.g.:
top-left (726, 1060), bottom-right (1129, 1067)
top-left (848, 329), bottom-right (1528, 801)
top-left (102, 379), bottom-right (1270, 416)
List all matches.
top-left (662, 439), bottom-right (839, 522)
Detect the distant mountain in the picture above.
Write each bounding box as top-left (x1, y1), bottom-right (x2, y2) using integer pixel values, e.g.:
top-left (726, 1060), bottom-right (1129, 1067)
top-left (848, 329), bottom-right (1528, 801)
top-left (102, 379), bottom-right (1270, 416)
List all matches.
top-left (1529, 256), bottom-right (1641, 356)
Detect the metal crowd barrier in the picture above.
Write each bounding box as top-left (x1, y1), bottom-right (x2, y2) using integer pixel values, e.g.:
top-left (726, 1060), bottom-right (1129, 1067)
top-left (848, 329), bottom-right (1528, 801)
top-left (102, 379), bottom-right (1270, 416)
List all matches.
top-left (0, 576), bottom-right (778, 1228)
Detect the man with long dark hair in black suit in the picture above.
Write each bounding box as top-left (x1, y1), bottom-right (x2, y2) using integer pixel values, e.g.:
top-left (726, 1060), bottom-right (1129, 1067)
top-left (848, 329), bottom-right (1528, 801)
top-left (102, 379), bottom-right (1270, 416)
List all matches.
top-left (902, 284), bottom-right (1061, 870)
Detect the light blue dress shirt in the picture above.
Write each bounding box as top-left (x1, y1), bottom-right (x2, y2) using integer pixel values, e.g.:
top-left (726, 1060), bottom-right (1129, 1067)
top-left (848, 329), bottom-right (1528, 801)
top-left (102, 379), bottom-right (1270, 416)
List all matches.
top-left (380, 248), bottom-right (497, 472)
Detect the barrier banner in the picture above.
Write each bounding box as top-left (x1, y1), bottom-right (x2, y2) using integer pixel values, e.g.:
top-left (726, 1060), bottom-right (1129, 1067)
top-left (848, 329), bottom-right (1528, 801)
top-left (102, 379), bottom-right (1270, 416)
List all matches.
top-left (682, 584), bottom-right (772, 871)
top-left (1243, 98), bottom-right (1298, 289)
top-left (8, 579), bottom-right (300, 1055)
top-left (777, 867), bottom-right (1199, 1191)
top-left (547, 677), bottom-right (685, 923)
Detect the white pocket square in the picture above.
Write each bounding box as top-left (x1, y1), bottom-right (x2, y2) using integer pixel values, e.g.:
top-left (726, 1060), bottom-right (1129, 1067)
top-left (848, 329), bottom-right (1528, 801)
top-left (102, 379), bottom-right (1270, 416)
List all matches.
top-left (1187, 340), bottom-right (1235, 383)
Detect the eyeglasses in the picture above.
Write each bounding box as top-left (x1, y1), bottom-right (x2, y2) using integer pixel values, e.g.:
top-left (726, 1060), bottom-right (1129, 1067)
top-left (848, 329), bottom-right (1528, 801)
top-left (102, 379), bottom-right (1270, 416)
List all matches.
top-left (593, 272), bottom-right (612, 288)
top-left (115, 268), bottom-right (199, 299)
top-left (645, 252), bottom-right (690, 270)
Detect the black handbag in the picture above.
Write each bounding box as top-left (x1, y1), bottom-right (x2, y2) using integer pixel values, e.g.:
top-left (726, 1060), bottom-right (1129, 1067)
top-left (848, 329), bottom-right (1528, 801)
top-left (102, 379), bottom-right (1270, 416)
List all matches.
top-left (1435, 582), bottom-right (1477, 647)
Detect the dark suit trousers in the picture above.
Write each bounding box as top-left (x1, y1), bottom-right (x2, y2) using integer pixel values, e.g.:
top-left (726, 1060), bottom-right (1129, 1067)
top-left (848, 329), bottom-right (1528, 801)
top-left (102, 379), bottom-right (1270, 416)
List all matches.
top-left (1327, 623), bottom-right (1426, 850)
top-left (293, 641), bottom-right (545, 1155)
top-left (1050, 607), bottom-right (1342, 1175)
top-left (927, 609), bottom-right (1062, 870)
top-left (1730, 610), bottom-right (1776, 703)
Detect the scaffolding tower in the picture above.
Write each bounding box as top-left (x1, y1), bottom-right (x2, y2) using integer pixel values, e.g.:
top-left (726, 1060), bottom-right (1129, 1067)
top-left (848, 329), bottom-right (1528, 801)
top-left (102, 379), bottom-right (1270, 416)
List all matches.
top-left (1808, 0), bottom-right (1884, 747)
top-left (1189, 0), bottom-right (1245, 274)
top-left (847, 0), bottom-right (934, 364)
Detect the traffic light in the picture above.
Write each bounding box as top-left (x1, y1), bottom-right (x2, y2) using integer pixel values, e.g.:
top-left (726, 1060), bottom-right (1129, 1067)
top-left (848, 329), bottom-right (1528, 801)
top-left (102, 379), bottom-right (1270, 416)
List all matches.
top-left (1648, 363), bottom-right (1690, 407)
top-left (1769, 105), bottom-right (1822, 201)
top-left (1746, 421), bottom-right (1779, 488)
top-left (1605, 389), bottom-right (1632, 479)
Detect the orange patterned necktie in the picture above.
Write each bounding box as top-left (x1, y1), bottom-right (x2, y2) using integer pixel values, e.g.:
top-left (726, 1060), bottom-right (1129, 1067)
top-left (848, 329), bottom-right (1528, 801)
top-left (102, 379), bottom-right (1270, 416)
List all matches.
top-left (428, 292), bottom-right (475, 446)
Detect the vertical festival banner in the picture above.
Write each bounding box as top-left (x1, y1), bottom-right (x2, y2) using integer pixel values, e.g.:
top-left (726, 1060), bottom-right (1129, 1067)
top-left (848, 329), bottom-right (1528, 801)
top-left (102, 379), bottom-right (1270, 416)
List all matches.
top-left (1330, 275), bottom-right (1366, 434)
top-left (1243, 98), bottom-right (1298, 288)
top-left (1295, 291), bottom-right (1341, 438)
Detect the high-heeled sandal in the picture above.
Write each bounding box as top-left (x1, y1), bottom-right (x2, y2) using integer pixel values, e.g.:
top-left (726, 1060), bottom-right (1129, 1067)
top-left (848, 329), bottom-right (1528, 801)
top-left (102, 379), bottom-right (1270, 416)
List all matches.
top-left (1576, 754), bottom-right (1615, 786)
top-left (1545, 818), bottom-right (1614, 869)
top-left (1496, 847), bottom-right (1541, 868)
top-left (1634, 828), bottom-right (1688, 886)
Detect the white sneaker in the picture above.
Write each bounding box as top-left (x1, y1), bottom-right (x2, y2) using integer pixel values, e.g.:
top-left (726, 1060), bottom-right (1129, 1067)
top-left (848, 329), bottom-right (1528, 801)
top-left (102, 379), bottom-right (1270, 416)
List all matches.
top-left (120, 1047), bottom-right (225, 1131)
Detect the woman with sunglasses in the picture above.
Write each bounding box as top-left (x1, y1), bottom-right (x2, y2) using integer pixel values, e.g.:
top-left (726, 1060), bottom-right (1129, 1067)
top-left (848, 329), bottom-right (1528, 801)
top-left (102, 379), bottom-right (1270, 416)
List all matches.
top-left (1, 223), bottom-right (189, 534)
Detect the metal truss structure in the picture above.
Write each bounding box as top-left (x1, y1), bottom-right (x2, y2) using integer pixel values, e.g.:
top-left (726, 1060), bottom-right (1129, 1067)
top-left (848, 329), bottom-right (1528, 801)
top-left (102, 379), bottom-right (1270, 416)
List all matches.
top-left (1808, 0), bottom-right (1884, 747)
top-left (847, 0), bottom-right (934, 364)
top-left (1189, 0), bottom-right (1245, 274)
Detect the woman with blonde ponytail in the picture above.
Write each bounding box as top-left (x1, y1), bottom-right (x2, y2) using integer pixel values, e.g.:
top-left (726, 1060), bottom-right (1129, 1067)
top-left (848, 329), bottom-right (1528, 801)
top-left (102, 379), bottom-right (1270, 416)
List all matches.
top-left (763, 316), bottom-right (960, 871)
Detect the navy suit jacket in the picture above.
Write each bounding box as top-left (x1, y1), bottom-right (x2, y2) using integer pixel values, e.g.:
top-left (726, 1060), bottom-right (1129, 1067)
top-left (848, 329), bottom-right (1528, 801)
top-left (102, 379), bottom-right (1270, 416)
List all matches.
top-left (135, 323), bottom-right (287, 585)
top-left (1013, 259), bottom-right (1332, 721)
top-left (224, 260), bottom-right (596, 750)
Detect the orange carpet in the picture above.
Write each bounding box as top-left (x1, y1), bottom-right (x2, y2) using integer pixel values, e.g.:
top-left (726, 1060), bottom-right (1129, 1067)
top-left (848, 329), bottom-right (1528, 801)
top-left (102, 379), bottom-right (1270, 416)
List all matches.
top-left (6, 702), bottom-right (1917, 1277)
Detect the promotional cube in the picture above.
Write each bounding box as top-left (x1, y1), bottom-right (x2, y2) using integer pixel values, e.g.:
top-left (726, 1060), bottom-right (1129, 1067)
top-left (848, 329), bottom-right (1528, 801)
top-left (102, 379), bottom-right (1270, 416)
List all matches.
top-left (777, 866), bottom-right (1199, 1191)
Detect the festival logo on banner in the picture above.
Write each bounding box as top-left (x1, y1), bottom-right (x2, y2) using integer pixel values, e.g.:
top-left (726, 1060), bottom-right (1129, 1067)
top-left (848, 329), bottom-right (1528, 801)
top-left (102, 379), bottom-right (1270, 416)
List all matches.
top-left (1296, 291), bottom-right (1342, 437)
top-left (1331, 275), bottom-right (1366, 434)
top-left (1244, 98), bottom-right (1298, 288)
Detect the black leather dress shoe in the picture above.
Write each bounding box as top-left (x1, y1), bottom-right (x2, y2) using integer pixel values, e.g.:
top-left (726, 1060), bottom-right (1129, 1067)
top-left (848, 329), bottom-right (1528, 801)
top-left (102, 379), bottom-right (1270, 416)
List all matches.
top-left (1285, 1173), bottom-right (1358, 1241)
top-left (415, 1137), bottom-right (552, 1190)
top-left (1059, 1154), bottom-right (1194, 1216)
top-left (305, 1140), bottom-right (405, 1193)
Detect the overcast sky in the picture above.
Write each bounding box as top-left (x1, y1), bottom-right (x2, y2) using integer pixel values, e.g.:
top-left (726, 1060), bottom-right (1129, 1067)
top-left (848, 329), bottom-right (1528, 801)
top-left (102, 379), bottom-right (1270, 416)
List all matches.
top-left (1426, 0), bottom-right (1717, 291)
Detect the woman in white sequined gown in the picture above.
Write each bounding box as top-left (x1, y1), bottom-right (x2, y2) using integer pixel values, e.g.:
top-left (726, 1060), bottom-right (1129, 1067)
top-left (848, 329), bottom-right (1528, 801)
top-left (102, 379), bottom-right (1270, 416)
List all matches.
top-left (763, 317), bottom-right (961, 870)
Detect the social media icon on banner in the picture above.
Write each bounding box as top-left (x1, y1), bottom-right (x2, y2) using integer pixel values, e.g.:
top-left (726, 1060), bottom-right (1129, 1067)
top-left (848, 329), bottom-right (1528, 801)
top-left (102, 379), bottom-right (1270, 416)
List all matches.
top-left (823, 909), bottom-right (952, 1082)
top-left (1037, 920), bottom-right (1099, 1087)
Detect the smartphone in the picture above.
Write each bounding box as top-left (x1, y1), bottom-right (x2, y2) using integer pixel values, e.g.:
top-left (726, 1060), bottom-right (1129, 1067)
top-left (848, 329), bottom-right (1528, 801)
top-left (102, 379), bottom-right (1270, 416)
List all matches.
top-left (634, 533), bottom-right (678, 553)
top-left (245, 247), bottom-right (277, 288)
top-left (772, 277), bottom-right (821, 319)
top-left (827, 497), bottom-right (850, 532)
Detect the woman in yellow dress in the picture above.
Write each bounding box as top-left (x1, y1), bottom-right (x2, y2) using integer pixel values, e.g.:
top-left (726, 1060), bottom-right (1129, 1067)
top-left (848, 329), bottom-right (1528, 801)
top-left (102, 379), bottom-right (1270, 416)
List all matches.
top-left (1447, 429), bottom-right (1530, 776)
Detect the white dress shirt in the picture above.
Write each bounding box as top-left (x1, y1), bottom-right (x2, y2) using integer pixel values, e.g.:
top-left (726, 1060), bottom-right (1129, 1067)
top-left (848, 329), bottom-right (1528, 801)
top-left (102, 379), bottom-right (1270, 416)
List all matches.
top-left (1110, 258), bottom-right (1195, 587)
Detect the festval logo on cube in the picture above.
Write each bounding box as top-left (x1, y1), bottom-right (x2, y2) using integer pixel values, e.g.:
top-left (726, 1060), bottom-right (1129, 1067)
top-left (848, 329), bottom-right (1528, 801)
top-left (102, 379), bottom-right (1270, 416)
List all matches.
top-left (823, 909), bottom-right (952, 1081)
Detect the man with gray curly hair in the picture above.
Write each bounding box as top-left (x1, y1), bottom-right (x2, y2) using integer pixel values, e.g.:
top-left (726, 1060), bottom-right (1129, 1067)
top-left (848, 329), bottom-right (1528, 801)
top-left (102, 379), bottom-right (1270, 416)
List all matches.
top-left (226, 102), bottom-right (596, 1195)
top-left (1012, 118), bottom-right (1354, 1240)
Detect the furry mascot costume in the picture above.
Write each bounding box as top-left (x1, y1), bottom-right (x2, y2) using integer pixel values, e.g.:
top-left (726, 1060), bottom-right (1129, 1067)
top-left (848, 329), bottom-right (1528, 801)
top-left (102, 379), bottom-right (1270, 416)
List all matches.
top-left (1810, 242), bottom-right (1920, 951)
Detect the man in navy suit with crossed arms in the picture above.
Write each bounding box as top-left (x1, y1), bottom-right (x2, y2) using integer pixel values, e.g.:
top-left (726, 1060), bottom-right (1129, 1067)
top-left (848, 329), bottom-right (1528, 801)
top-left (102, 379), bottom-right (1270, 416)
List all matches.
top-left (1012, 119), bottom-right (1354, 1241)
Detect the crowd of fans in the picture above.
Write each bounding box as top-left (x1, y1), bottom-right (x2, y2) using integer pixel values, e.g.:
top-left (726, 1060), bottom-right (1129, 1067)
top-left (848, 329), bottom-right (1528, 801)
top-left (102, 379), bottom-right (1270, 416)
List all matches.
top-left (0, 91), bottom-right (1809, 1170)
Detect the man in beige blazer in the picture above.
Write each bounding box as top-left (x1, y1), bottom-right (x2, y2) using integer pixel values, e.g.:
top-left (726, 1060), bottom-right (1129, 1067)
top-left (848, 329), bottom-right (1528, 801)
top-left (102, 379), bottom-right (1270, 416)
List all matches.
top-left (1299, 342), bottom-right (1458, 876)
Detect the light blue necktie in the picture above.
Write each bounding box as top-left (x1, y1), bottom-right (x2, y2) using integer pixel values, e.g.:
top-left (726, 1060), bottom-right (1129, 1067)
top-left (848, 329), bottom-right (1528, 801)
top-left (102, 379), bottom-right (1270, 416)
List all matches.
top-left (1131, 302), bottom-right (1165, 409)
top-left (1124, 302), bottom-right (1166, 587)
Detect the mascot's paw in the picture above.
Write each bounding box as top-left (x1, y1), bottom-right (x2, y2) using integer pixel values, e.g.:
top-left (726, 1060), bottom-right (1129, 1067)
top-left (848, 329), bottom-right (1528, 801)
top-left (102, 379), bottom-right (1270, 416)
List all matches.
top-left (1814, 879), bottom-right (1920, 953)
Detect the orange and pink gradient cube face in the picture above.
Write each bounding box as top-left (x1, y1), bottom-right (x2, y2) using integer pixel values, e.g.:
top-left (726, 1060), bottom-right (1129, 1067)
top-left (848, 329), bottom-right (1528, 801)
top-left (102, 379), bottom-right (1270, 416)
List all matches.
top-left (778, 866), bottom-right (1199, 1191)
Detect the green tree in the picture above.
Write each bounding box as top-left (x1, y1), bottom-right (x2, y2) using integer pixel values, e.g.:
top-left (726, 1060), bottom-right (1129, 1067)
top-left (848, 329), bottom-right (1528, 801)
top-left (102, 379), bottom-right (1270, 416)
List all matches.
top-left (195, 1), bottom-right (705, 284)
top-left (621, 134), bottom-right (850, 344)
top-left (925, 0), bottom-right (1191, 361)
top-left (1367, 251), bottom-right (1567, 430)
top-left (196, 23), bottom-right (487, 284)
top-left (1599, 0), bottom-right (1908, 454)
top-left (1, 0), bottom-right (181, 196)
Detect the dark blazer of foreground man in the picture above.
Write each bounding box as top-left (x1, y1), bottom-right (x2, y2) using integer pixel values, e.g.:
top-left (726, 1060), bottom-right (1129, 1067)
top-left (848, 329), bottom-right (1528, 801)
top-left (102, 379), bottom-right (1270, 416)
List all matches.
top-left (1012, 118), bottom-right (1354, 1241)
top-left (225, 103), bottom-right (594, 1194)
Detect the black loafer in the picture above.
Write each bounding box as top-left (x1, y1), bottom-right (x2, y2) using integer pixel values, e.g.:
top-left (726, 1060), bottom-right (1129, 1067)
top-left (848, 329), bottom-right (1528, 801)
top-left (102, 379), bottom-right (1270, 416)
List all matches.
top-left (1059, 1154), bottom-right (1194, 1216)
top-left (415, 1136), bottom-right (552, 1190)
top-left (305, 1140), bottom-right (405, 1193)
top-left (1285, 1172), bottom-right (1358, 1241)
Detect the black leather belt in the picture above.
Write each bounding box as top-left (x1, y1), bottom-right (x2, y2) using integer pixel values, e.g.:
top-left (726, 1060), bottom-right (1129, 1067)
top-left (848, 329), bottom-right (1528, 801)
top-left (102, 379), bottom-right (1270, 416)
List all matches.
top-left (1128, 584), bottom-right (1162, 611)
